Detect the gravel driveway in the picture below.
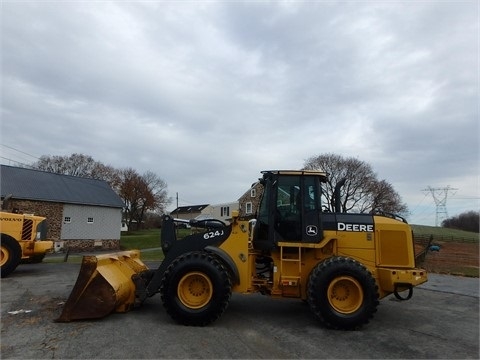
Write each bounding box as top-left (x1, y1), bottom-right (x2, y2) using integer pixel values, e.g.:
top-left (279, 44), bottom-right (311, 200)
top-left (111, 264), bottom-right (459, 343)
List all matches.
top-left (1, 260), bottom-right (478, 359)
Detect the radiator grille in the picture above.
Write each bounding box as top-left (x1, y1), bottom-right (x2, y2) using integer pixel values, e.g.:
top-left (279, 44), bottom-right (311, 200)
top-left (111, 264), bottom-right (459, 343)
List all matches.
top-left (378, 230), bottom-right (409, 266)
top-left (21, 219), bottom-right (34, 240)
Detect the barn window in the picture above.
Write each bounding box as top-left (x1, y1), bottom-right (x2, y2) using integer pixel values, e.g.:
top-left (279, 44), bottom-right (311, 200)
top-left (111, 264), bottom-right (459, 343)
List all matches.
top-left (87, 217), bottom-right (94, 224)
top-left (64, 217), bottom-right (71, 223)
top-left (251, 188), bottom-right (256, 197)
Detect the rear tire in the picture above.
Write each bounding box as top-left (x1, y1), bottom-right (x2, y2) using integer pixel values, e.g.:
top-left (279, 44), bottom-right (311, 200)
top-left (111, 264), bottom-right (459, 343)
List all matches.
top-left (1, 235), bottom-right (22, 278)
top-left (160, 251), bottom-right (232, 326)
top-left (307, 256), bottom-right (379, 330)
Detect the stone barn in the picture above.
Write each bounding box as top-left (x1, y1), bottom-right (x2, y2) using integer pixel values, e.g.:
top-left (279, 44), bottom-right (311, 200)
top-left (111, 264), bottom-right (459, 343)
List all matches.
top-left (0, 165), bottom-right (124, 252)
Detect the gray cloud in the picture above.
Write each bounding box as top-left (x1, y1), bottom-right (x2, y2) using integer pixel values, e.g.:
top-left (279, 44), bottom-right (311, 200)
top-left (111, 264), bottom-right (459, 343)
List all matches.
top-left (1, 1), bottom-right (477, 225)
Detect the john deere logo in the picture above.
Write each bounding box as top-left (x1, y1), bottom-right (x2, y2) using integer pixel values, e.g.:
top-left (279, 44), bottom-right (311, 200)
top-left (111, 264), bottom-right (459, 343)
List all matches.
top-left (306, 225), bottom-right (318, 236)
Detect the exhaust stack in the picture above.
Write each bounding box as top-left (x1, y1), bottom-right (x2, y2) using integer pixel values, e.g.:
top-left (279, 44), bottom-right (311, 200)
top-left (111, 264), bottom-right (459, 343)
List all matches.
top-left (334, 178), bottom-right (347, 213)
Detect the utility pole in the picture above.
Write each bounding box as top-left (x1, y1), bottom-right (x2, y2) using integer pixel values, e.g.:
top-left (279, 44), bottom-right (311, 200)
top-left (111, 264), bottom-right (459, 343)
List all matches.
top-left (422, 186), bottom-right (458, 226)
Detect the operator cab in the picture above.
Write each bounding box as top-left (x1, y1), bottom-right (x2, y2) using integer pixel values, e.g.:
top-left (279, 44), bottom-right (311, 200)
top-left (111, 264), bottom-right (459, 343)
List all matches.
top-left (252, 170), bottom-right (328, 251)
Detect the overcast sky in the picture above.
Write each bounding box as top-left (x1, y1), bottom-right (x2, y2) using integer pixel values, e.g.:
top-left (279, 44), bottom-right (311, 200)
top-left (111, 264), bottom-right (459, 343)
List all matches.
top-left (1, 1), bottom-right (478, 226)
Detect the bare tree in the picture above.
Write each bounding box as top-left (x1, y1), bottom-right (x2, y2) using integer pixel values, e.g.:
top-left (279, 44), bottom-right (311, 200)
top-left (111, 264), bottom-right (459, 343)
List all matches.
top-left (33, 153), bottom-right (121, 189)
top-left (367, 179), bottom-right (408, 215)
top-left (32, 153), bottom-right (171, 228)
top-left (90, 163), bottom-right (122, 190)
top-left (119, 168), bottom-right (171, 230)
top-left (34, 153), bottom-right (97, 177)
top-left (303, 153), bottom-right (408, 215)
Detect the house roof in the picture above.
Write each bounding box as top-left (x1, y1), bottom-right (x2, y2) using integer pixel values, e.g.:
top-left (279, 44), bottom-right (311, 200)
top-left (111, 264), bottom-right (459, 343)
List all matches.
top-left (170, 204), bottom-right (210, 214)
top-left (0, 165), bottom-right (124, 208)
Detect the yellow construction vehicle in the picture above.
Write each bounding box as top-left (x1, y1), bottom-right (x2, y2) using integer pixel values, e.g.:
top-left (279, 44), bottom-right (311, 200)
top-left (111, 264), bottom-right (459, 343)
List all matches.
top-left (57, 170), bottom-right (427, 329)
top-left (1, 200), bottom-right (54, 277)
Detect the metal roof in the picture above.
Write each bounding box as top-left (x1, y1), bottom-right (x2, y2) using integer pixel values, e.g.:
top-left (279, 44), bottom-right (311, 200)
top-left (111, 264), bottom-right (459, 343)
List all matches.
top-left (170, 204), bottom-right (210, 214)
top-left (0, 165), bottom-right (124, 208)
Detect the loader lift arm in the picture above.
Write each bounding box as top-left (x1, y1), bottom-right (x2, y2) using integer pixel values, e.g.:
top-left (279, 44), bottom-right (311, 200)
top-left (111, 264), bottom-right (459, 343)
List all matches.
top-left (56, 215), bottom-right (233, 322)
top-left (133, 215), bottom-right (233, 304)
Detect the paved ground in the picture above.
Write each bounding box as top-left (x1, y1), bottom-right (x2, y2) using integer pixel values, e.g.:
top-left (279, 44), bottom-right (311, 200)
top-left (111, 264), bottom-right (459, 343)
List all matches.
top-left (1, 259), bottom-right (479, 359)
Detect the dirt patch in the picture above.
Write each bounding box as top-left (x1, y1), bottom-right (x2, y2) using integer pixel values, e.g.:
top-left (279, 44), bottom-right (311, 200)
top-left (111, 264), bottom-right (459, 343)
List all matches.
top-left (416, 241), bottom-right (479, 277)
top-left (1, 293), bottom-right (64, 329)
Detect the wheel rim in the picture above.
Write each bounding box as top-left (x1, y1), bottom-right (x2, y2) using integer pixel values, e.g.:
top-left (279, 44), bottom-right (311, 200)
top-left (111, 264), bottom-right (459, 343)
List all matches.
top-left (0, 246), bottom-right (9, 267)
top-left (177, 271), bottom-right (213, 309)
top-left (327, 276), bottom-right (364, 314)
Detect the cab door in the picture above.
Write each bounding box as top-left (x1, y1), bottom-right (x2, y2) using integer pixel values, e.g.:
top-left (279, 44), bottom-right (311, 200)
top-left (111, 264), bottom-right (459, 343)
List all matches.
top-left (274, 175), bottom-right (323, 243)
top-left (301, 175), bottom-right (323, 243)
top-left (252, 173), bottom-right (324, 251)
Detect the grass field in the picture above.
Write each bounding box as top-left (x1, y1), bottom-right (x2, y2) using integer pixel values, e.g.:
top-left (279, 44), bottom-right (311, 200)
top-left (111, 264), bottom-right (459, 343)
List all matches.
top-left (411, 225), bottom-right (478, 278)
top-left (411, 224), bottom-right (479, 243)
top-left (119, 228), bottom-right (192, 261)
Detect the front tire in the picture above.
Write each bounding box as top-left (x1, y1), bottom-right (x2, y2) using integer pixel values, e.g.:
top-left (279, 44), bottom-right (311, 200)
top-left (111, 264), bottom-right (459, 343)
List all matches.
top-left (307, 256), bottom-right (379, 330)
top-left (1, 235), bottom-right (22, 278)
top-left (160, 251), bottom-right (232, 326)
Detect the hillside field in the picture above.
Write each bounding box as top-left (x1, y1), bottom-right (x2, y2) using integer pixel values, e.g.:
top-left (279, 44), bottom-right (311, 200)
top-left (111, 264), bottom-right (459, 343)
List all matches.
top-left (412, 224), bottom-right (479, 278)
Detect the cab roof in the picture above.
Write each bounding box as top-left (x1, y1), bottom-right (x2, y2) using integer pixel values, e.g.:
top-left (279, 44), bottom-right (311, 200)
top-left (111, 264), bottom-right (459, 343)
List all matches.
top-left (261, 170), bottom-right (328, 179)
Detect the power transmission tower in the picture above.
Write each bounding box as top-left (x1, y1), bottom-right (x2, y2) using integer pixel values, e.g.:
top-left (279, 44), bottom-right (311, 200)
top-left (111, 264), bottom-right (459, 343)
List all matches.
top-left (422, 186), bottom-right (458, 226)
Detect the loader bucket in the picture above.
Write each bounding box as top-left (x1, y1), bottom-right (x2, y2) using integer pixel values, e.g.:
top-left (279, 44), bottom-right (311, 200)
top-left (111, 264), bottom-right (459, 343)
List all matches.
top-left (56, 250), bottom-right (148, 322)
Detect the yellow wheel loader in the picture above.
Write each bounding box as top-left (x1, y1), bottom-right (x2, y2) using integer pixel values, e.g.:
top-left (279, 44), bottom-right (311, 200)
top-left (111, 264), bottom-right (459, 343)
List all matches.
top-left (1, 211), bottom-right (54, 277)
top-left (57, 170), bottom-right (427, 330)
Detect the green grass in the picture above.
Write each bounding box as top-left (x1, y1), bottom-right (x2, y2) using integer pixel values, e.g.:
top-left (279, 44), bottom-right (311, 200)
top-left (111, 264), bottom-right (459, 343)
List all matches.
top-left (44, 254), bottom-right (83, 264)
top-left (119, 228), bottom-right (192, 249)
top-left (120, 228), bottom-right (162, 250)
top-left (43, 228), bottom-right (192, 263)
top-left (411, 224), bottom-right (479, 243)
top-left (449, 267), bottom-right (479, 278)
top-left (137, 249), bottom-right (164, 262)
top-left (119, 228), bottom-right (192, 261)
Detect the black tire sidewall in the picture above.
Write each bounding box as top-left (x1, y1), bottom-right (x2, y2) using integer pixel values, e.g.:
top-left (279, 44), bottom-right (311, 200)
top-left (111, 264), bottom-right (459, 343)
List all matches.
top-left (308, 256), bottom-right (378, 330)
top-left (161, 251), bottom-right (231, 326)
top-left (1, 235), bottom-right (22, 278)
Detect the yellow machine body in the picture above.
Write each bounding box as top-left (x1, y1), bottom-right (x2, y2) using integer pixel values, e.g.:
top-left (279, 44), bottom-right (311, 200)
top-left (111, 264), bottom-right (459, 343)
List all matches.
top-left (58, 170), bottom-right (427, 330)
top-left (1, 211), bottom-right (54, 277)
top-left (217, 214), bottom-right (426, 300)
